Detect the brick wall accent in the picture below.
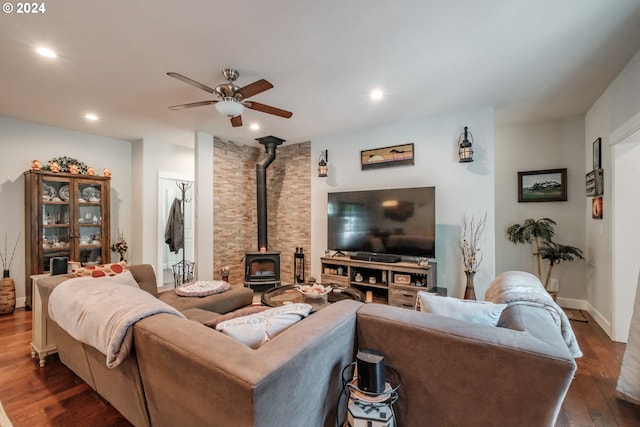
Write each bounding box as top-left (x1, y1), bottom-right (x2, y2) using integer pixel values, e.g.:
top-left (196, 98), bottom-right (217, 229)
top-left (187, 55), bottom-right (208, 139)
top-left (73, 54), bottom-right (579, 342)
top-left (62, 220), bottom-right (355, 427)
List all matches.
top-left (212, 139), bottom-right (311, 285)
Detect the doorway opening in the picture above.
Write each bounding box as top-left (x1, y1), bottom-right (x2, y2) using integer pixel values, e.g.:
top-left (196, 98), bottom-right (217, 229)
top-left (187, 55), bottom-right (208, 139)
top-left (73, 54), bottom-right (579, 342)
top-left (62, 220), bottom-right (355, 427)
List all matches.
top-left (157, 175), bottom-right (194, 288)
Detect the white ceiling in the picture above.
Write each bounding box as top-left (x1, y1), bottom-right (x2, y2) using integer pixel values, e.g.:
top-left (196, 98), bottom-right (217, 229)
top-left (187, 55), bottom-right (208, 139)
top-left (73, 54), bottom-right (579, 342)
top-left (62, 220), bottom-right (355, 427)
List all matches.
top-left (1, 0), bottom-right (640, 147)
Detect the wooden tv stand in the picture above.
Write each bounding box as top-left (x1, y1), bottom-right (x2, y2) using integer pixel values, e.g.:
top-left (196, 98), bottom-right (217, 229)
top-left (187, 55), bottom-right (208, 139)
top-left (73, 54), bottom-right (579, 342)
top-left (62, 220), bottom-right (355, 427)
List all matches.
top-left (320, 256), bottom-right (442, 309)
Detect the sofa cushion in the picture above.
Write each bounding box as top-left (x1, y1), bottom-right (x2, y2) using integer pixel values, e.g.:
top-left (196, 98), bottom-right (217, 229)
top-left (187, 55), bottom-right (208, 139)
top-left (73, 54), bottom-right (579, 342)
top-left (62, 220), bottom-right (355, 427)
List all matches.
top-left (215, 303), bottom-right (312, 349)
top-left (73, 261), bottom-right (128, 278)
top-left (204, 305), bottom-right (270, 328)
top-left (65, 269), bottom-right (140, 288)
top-left (416, 291), bottom-right (506, 327)
top-left (174, 280), bottom-right (230, 297)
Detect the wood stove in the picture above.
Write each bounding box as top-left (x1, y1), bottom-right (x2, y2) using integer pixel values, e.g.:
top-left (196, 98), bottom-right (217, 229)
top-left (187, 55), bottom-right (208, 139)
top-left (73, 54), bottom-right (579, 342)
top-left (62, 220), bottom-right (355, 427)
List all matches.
top-left (244, 251), bottom-right (281, 289)
top-left (244, 136), bottom-right (284, 290)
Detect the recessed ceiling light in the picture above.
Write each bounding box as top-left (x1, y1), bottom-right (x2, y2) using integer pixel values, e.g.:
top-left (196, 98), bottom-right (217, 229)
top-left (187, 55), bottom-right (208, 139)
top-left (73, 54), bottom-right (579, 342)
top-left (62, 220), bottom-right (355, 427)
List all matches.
top-left (84, 113), bottom-right (99, 121)
top-left (370, 89), bottom-right (384, 101)
top-left (36, 47), bottom-right (57, 58)
top-left (250, 123), bottom-right (260, 130)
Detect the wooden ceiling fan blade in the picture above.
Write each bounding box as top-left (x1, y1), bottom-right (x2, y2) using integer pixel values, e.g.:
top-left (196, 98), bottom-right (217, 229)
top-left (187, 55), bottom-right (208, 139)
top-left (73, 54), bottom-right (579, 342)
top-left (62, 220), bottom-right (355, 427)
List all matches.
top-left (167, 72), bottom-right (215, 94)
top-left (231, 115), bottom-right (243, 127)
top-left (245, 101), bottom-right (292, 118)
top-left (237, 79), bottom-right (273, 99)
top-left (168, 100), bottom-right (217, 110)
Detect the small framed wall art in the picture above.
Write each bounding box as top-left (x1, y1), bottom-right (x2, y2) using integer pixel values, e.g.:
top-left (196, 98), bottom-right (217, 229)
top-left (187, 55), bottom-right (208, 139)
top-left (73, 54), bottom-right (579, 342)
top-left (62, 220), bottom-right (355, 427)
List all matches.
top-left (361, 143), bottom-right (414, 171)
top-left (592, 197), bottom-right (603, 219)
top-left (517, 168), bottom-right (568, 202)
top-left (593, 137), bottom-right (602, 170)
top-left (586, 169), bottom-right (604, 196)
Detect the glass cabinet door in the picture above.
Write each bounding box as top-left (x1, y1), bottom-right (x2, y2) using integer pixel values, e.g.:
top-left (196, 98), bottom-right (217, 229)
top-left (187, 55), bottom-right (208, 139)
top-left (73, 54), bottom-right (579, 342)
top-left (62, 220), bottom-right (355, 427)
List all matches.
top-left (41, 178), bottom-right (71, 272)
top-left (76, 181), bottom-right (104, 265)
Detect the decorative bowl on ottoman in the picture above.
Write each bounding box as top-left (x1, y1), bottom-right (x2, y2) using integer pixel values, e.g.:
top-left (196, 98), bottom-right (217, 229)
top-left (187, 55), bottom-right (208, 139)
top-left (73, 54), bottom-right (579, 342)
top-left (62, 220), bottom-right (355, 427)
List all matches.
top-left (297, 283), bottom-right (332, 303)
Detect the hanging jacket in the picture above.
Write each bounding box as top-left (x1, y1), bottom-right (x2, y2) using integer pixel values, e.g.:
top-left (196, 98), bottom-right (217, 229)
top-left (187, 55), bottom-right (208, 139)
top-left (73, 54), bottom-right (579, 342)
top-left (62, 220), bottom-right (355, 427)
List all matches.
top-left (165, 197), bottom-right (184, 254)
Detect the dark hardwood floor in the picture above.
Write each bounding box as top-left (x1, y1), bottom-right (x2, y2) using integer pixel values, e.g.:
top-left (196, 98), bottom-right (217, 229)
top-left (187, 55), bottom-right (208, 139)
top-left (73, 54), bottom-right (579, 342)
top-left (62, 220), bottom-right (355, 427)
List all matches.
top-left (0, 308), bottom-right (129, 426)
top-left (2, 308), bottom-right (640, 426)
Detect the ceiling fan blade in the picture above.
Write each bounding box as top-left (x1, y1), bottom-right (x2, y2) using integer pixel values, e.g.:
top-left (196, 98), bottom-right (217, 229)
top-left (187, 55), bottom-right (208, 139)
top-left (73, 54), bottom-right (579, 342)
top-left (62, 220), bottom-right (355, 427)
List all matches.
top-left (245, 101), bottom-right (293, 118)
top-left (168, 100), bottom-right (217, 110)
top-left (167, 72), bottom-right (215, 94)
top-left (231, 115), bottom-right (243, 127)
top-left (236, 79), bottom-right (273, 99)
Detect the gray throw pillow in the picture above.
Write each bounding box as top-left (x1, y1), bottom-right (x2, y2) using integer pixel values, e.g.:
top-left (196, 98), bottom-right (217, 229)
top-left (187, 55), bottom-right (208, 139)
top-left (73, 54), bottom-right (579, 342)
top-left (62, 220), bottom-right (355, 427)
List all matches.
top-left (416, 291), bottom-right (506, 327)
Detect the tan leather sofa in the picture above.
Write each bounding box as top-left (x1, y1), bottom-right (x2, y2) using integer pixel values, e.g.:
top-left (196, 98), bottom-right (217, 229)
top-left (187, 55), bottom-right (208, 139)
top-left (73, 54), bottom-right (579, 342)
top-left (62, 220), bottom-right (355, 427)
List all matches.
top-left (38, 265), bottom-right (577, 427)
top-left (36, 264), bottom-right (254, 427)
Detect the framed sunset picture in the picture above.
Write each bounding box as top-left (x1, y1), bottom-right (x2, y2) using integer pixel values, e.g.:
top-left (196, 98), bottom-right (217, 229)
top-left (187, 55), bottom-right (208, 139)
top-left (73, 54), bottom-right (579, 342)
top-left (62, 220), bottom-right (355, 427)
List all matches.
top-left (361, 143), bottom-right (414, 171)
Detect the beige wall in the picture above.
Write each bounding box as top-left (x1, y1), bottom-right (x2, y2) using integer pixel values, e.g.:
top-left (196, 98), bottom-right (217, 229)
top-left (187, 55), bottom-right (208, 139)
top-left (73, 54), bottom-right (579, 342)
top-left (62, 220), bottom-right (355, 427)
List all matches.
top-left (494, 116), bottom-right (586, 303)
top-left (585, 48), bottom-right (640, 339)
top-left (213, 139), bottom-right (311, 285)
top-left (311, 107), bottom-right (496, 298)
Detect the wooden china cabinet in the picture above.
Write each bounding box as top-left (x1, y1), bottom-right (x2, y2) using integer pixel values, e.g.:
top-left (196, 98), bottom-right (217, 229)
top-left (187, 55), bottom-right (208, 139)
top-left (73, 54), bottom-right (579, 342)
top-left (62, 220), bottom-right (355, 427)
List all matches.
top-left (24, 170), bottom-right (110, 309)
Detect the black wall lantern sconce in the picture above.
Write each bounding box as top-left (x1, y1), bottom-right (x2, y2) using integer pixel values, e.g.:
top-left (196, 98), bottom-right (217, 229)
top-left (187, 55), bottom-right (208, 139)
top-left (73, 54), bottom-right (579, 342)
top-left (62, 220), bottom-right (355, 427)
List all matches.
top-left (318, 150), bottom-right (328, 177)
top-left (458, 126), bottom-right (474, 163)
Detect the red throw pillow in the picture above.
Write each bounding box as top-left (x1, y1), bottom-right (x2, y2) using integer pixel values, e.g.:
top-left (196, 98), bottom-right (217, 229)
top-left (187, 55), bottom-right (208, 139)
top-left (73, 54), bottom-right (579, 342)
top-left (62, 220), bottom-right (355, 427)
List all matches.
top-left (73, 261), bottom-right (128, 278)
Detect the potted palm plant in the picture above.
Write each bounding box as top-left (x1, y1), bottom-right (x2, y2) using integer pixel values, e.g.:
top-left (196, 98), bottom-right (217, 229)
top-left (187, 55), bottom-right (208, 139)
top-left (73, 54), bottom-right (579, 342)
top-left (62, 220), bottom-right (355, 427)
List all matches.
top-left (537, 241), bottom-right (584, 298)
top-left (506, 218), bottom-right (584, 299)
top-left (506, 218), bottom-right (556, 280)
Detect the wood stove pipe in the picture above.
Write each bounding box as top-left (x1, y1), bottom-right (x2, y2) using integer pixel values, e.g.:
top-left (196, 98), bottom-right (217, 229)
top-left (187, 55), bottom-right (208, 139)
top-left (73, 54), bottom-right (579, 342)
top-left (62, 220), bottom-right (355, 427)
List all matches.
top-left (255, 135), bottom-right (284, 251)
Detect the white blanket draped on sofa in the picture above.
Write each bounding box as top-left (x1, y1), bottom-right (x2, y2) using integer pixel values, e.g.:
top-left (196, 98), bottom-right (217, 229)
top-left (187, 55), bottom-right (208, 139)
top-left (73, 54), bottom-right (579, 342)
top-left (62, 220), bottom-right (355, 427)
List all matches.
top-left (485, 271), bottom-right (583, 358)
top-left (49, 276), bottom-right (185, 368)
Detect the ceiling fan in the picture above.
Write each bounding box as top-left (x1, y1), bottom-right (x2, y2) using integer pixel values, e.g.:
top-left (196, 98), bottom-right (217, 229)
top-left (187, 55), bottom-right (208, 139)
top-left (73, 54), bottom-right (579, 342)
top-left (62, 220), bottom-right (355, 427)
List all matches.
top-left (167, 68), bottom-right (293, 127)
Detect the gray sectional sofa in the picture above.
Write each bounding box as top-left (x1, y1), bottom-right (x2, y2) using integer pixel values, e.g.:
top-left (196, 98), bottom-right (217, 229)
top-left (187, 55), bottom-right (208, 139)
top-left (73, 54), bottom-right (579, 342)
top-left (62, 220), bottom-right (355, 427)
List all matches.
top-left (37, 264), bottom-right (578, 427)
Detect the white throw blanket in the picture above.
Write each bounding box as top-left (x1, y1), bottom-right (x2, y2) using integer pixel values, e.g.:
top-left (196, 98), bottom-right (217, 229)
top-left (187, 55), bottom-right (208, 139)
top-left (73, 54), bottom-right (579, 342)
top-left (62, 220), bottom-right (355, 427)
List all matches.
top-left (49, 276), bottom-right (185, 368)
top-left (485, 271), bottom-right (583, 358)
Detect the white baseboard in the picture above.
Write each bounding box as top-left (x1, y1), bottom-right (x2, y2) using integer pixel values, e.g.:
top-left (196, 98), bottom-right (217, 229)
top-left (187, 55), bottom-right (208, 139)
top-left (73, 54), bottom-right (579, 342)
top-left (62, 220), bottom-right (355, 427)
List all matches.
top-left (587, 303), bottom-right (612, 339)
top-left (556, 297), bottom-right (588, 310)
top-left (557, 296), bottom-right (612, 338)
top-left (15, 297), bottom-right (25, 309)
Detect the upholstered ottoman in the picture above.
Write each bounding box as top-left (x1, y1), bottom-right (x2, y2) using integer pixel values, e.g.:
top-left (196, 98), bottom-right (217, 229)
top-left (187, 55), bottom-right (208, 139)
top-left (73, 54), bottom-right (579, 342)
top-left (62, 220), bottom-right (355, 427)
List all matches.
top-left (158, 285), bottom-right (253, 313)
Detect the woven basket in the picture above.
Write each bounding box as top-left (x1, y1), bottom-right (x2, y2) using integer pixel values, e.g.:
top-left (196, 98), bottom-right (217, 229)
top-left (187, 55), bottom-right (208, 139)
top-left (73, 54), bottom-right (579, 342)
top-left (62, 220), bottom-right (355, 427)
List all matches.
top-left (0, 277), bottom-right (16, 315)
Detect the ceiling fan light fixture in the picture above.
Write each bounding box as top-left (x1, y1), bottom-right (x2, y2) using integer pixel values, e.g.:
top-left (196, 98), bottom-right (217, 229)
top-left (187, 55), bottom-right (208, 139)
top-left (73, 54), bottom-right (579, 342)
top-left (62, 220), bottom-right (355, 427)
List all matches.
top-left (36, 47), bottom-right (57, 58)
top-left (370, 88), bottom-right (384, 101)
top-left (215, 99), bottom-right (245, 117)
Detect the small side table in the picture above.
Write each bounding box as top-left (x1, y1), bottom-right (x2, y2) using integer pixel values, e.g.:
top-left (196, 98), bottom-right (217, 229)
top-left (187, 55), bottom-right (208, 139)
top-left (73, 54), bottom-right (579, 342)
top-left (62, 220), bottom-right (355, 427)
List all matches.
top-left (30, 274), bottom-right (57, 367)
top-left (340, 362), bottom-right (401, 427)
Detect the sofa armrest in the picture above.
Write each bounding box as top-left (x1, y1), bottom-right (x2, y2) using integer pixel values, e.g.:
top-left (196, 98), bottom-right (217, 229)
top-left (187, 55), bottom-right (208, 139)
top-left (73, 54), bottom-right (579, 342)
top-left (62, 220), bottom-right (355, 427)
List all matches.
top-left (36, 273), bottom-right (74, 309)
top-left (134, 300), bottom-right (362, 427)
top-left (356, 303), bottom-right (576, 427)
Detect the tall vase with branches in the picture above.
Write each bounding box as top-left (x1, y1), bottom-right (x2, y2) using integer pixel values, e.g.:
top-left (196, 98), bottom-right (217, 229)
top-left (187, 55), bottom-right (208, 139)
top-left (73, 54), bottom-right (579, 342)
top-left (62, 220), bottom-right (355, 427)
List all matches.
top-left (460, 213), bottom-right (487, 300)
top-left (0, 233), bottom-right (20, 315)
top-left (0, 232), bottom-right (20, 277)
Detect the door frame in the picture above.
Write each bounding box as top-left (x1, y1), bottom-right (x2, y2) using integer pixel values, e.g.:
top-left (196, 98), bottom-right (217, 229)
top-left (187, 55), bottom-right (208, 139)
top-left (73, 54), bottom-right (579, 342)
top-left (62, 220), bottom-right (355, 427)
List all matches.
top-left (156, 171), bottom-right (194, 288)
top-left (610, 111), bottom-right (640, 341)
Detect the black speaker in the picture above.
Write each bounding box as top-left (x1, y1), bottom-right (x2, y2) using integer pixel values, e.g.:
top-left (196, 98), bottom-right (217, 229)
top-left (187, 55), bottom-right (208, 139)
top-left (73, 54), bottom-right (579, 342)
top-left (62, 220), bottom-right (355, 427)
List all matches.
top-left (356, 349), bottom-right (385, 394)
top-left (50, 257), bottom-right (68, 275)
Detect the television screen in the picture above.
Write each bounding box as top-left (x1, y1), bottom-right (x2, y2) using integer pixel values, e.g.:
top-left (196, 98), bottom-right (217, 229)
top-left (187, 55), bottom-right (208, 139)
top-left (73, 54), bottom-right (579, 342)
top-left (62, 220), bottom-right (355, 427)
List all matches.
top-left (327, 187), bottom-right (436, 258)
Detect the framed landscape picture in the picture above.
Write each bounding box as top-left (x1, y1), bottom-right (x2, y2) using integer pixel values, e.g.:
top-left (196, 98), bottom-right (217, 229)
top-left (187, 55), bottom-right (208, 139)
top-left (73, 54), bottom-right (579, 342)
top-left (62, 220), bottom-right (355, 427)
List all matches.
top-left (518, 168), bottom-right (567, 202)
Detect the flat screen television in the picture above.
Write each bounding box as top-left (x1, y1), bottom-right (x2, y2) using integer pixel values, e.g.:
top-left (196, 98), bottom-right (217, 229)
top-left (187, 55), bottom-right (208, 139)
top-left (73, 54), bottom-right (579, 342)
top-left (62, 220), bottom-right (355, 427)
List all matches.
top-left (327, 186), bottom-right (436, 259)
